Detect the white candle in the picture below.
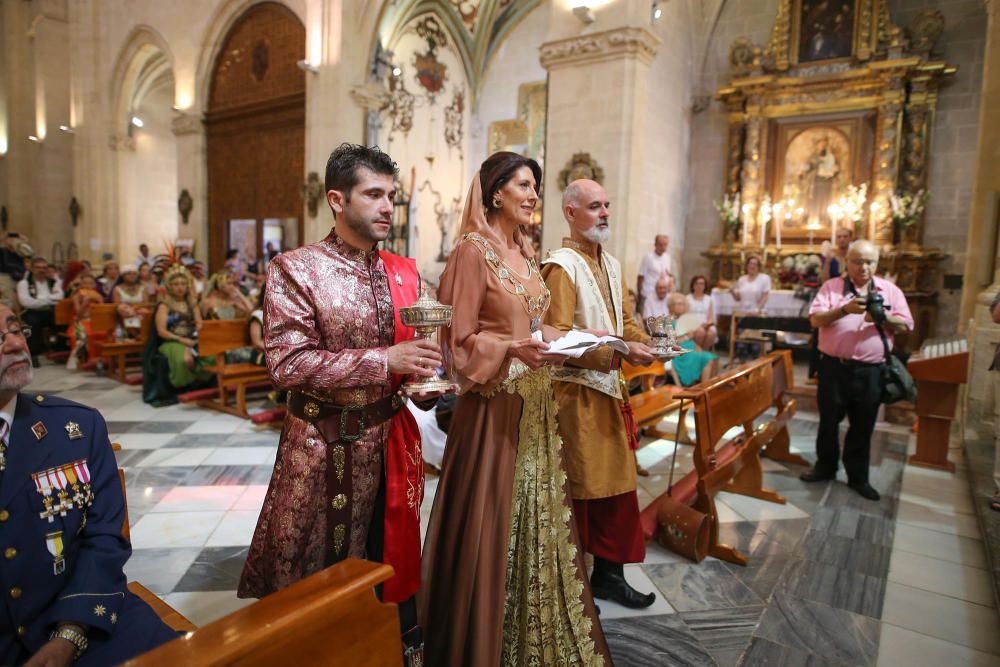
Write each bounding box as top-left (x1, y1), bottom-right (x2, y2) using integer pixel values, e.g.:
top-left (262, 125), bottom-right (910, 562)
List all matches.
top-left (741, 204), bottom-right (750, 246)
top-left (760, 217), bottom-right (766, 247)
top-left (830, 208), bottom-right (838, 244)
top-left (776, 216), bottom-right (782, 249)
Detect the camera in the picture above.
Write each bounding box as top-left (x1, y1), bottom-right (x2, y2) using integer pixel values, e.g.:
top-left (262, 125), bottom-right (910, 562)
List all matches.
top-left (865, 291), bottom-right (887, 325)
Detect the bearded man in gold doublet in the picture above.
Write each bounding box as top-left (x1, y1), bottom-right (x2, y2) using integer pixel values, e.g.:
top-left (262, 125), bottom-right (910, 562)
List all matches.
top-left (541, 179), bottom-right (659, 609)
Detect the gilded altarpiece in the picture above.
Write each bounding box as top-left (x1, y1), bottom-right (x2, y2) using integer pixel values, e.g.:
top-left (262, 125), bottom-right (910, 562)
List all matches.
top-left (705, 0), bottom-right (954, 348)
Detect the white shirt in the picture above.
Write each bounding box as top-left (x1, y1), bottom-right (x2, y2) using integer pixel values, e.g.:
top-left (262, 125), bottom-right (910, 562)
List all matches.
top-left (0, 394), bottom-right (16, 434)
top-left (638, 251), bottom-right (673, 299)
top-left (686, 293), bottom-right (713, 323)
top-left (733, 274), bottom-right (772, 310)
top-left (16, 276), bottom-right (65, 310)
top-left (642, 294), bottom-right (670, 320)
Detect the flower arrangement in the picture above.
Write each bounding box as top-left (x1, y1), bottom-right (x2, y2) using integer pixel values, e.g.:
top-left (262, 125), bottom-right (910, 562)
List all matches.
top-left (843, 183), bottom-right (868, 234)
top-left (778, 253), bottom-right (823, 288)
top-left (889, 189), bottom-right (929, 230)
top-left (714, 192), bottom-right (741, 236)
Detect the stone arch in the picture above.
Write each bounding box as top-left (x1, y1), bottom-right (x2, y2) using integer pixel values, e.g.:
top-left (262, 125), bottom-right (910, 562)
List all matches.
top-left (110, 26), bottom-right (175, 136)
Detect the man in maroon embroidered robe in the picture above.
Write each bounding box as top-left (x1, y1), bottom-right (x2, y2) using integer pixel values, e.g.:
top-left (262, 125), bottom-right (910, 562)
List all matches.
top-left (239, 144), bottom-right (442, 662)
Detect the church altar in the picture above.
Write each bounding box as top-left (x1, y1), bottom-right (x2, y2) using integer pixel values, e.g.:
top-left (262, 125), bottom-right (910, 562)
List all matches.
top-left (702, 0), bottom-right (955, 352)
top-left (711, 288), bottom-right (810, 319)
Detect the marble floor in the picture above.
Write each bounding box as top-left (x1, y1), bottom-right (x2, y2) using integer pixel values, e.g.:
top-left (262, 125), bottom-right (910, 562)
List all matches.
top-left (26, 362), bottom-right (1000, 666)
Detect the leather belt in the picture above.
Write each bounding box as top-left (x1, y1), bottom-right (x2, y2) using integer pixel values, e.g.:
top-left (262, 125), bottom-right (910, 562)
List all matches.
top-left (821, 353), bottom-right (880, 368)
top-left (286, 390), bottom-right (404, 567)
top-left (287, 391), bottom-right (404, 444)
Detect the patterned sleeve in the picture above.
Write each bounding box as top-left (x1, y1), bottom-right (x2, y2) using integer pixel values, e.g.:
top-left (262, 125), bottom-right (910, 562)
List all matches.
top-left (263, 255), bottom-right (389, 393)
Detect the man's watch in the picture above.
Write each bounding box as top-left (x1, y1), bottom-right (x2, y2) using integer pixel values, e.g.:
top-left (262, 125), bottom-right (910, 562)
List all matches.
top-left (50, 624), bottom-right (88, 660)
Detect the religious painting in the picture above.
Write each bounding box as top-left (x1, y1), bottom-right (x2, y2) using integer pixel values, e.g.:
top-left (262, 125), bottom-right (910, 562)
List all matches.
top-left (227, 218), bottom-right (258, 264)
top-left (766, 111), bottom-right (875, 240)
top-left (794, 0), bottom-right (857, 63)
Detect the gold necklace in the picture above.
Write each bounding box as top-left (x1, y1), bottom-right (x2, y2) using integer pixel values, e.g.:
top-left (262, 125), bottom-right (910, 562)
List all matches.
top-left (465, 233), bottom-right (550, 332)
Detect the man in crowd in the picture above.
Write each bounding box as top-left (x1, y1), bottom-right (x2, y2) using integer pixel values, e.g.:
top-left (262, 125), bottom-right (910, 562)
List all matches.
top-left (0, 234), bottom-right (28, 310)
top-left (641, 277), bottom-right (672, 321)
top-left (135, 243), bottom-right (150, 268)
top-left (0, 303), bottom-right (176, 665)
top-left (637, 234), bottom-right (674, 311)
top-left (542, 179), bottom-right (658, 608)
top-left (801, 240), bottom-right (913, 500)
top-left (239, 144), bottom-right (442, 665)
top-left (16, 257), bottom-right (64, 368)
top-left (808, 227), bottom-right (854, 384)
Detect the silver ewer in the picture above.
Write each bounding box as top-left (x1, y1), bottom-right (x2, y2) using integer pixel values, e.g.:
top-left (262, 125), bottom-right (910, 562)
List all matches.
top-left (645, 315), bottom-right (680, 357)
top-left (399, 289), bottom-right (454, 396)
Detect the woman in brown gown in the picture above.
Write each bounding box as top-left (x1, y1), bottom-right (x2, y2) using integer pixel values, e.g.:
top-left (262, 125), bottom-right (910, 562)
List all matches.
top-left (421, 152), bottom-right (612, 666)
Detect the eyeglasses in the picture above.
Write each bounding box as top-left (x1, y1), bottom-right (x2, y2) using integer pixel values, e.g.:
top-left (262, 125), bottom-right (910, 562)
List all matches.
top-left (0, 325), bottom-right (31, 345)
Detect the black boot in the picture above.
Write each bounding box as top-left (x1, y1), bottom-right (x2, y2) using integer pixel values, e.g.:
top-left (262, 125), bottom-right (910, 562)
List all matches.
top-left (590, 557), bottom-right (655, 609)
top-left (402, 626), bottom-right (424, 667)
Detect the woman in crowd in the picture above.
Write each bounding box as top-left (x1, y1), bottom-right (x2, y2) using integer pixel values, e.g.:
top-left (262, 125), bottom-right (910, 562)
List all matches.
top-left (247, 287), bottom-right (265, 366)
top-left (686, 274), bottom-right (718, 350)
top-left (421, 152), bottom-right (610, 666)
top-left (200, 270), bottom-right (252, 320)
top-left (112, 265), bottom-right (151, 339)
top-left (730, 254), bottom-right (771, 313)
top-left (98, 261), bottom-right (120, 300)
top-left (150, 265), bottom-right (212, 393)
top-left (668, 292), bottom-right (719, 386)
top-left (66, 274), bottom-right (104, 369)
top-left (138, 262), bottom-right (161, 300)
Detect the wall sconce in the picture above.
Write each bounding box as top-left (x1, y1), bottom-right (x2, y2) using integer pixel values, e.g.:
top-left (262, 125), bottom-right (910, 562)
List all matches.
top-left (28, 135), bottom-right (40, 142)
top-left (572, 4), bottom-right (595, 24)
top-left (59, 125), bottom-right (74, 134)
top-left (296, 59), bottom-right (319, 74)
top-left (131, 116), bottom-right (144, 128)
top-left (652, 0), bottom-right (663, 21)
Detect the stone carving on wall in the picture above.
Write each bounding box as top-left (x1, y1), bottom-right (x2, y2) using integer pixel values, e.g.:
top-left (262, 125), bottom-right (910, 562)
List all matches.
top-left (384, 71), bottom-right (416, 137)
top-left (413, 16), bottom-right (449, 97)
top-left (729, 38), bottom-right (760, 77)
top-left (539, 27), bottom-right (661, 69)
top-left (108, 135), bottom-right (136, 152)
top-left (416, 180), bottom-right (462, 262)
top-left (69, 197), bottom-right (81, 227)
top-left (171, 114), bottom-right (200, 136)
top-left (178, 189), bottom-right (194, 224)
top-left (906, 10), bottom-right (945, 55)
top-left (302, 172), bottom-right (322, 219)
top-left (558, 153), bottom-right (604, 191)
top-left (443, 87), bottom-right (465, 157)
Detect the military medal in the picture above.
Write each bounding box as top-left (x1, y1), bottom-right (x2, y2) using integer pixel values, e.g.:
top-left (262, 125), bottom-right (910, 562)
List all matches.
top-left (64, 422), bottom-right (83, 440)
top-left (32, 421), bottom-right (48, 440)
top-left (33, 460), bottom-right (93, 521)
top-left (46, 530), bottom-right (66, 575)
top-left (0, 444), bottom-right (5, 472)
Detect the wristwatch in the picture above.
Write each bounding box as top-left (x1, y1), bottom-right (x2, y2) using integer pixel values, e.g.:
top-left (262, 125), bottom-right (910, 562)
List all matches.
top-left (50, 624), bottom-right (88, 660)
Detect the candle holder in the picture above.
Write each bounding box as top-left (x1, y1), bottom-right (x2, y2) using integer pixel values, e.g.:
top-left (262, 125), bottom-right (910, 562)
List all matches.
top-left (645, 316), bottom-right (687, 359)
top-left (399, 288), bottom-right (454, 396)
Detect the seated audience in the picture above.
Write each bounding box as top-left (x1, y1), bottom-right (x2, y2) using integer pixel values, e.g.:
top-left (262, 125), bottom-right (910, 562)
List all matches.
top-left (62, 261), bottom-right (89, 296)
top-left (0, 233), bottom-right (28, 309)
top-left (138, 262), bottom-right (160, 300)
top-left (111, 265), bottom-right (151, 339)
top-left (686, 274), bottom-right (718, 350)
top-left (201, 270), bottom-right (252, 321)
top-left (0, 303), bottom-right (178, 665)
top-left (668, 292), bottom-right (720, 386)
top-left (189, 261), bottom-right (207, 298)
top-left (17, 256), bottom-right (64, 367)
top-left (136, 242), bottom-right (151, 268)
top-left (729, 255), bottom-right (771, 313)
top-left (143, 265), bottom-right (213, 405)
top-left (641, 277), bottom-right (671, 320)
top-left (66, 275), bottom-right (103, 370)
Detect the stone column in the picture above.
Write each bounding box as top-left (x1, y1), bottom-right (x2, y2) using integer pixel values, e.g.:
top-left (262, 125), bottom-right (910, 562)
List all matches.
top-left (539, 25), bottom-right (661, 274)
top-left (963, 0), bottom-right (1000, 425)
top-left (172, 112), bottom-right (207, 257)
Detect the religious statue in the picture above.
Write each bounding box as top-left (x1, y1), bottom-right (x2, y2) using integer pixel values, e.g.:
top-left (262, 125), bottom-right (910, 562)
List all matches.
top-left (800, 135), bottom-right (840, 228)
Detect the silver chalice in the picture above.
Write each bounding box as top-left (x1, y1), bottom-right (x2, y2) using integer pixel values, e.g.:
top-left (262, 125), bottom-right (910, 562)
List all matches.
top-left (399, 289), bottom-right (454, 396)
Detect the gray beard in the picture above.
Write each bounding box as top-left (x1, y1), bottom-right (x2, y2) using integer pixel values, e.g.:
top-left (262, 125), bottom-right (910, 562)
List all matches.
top-left (583, 225), bottom-right (610, 245)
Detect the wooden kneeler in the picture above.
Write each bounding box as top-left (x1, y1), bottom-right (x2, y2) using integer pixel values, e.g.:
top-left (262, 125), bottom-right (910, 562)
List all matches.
top-left (640, 352), bottom-right (797, 566)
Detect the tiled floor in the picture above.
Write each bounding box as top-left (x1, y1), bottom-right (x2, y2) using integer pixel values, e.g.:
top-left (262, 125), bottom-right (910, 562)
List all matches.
top-left (26, 362), bottom-right (1000, 666)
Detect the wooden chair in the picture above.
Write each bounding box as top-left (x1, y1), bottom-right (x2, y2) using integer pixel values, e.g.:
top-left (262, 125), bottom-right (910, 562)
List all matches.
top-left (186, 318), bottom-right (271, 418)
top-left (122, 559), bottom-right (402, 667)
top-left (639, 351), bottom-right (798, 565)
top-left (112, 443), bottom-right (197, 633)
top-left (622, 360), bottom-right (691, 443)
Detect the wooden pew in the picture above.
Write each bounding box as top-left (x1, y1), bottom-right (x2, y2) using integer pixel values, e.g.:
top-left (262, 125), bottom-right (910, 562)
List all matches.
top-left (622, 360), bottom-right (691, 443)
top-left (44, 298), bottom-right (75, 362)
top-left (189, 318), bottom-right (271, 418)
top-left (123, 559), bottom-right (402, 667)
top-left (101, 313), bottom-right (152, 384)
top-left (639, 351), bottom-right (797, 565)
top-left (113, 443), bottom-right (197, 633)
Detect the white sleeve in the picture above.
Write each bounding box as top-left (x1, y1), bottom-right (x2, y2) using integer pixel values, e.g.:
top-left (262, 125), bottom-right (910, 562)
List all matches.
top-left (763, 274), bottom-right (772, 292)
top-left (16, 280), bottom-right (48, 310)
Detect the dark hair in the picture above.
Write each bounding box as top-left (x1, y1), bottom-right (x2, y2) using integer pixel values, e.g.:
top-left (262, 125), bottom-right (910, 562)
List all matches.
top-left (139, 243), bottom-right (148, 250)
top-left (226, 249), bottom-right (239, 260)
top-left (689, 274), bottom-right (710, 293)
top-left (324, 143), bottom-right (399, 203)
top-left (745, 255), bottom-right (762, 271)
top-left (480, 151), bottom-right (542, 212)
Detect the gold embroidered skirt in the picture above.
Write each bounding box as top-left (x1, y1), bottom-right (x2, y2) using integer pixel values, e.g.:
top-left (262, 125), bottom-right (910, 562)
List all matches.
top-left (420, 368), bottom-right (610, 667)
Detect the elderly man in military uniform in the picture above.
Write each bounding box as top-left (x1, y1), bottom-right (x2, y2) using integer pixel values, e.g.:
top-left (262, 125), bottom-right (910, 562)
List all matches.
top-left (0, 303), bottom-right (176, 666)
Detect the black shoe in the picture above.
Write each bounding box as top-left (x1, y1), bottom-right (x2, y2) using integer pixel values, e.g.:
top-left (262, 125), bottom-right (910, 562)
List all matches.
top-left (31, 356), bottom-right (40, 368)
top-left (591, 557), bottom-right (656, 609)
top-left (799, 468), bottom-right (835, 483)
top-left (848, 482), bottom-right (881, 501)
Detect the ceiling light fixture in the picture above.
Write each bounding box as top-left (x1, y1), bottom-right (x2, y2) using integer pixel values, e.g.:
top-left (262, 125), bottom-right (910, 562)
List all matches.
top-left (28, 135), bottom-right (39, 142)
top-left (59, 125), bottom-right (74, 134)
top-left (131, 116), bottom-right (144, 128)
top-left (652, 0), bottom-right (663, 21)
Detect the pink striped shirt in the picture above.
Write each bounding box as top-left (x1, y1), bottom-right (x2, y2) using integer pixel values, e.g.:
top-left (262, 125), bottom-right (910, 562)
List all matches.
top-left (809, 276), bottom-right (913, 363)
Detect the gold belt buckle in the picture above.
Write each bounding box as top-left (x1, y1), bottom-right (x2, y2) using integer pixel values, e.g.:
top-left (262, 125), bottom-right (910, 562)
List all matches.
top-left (303, 400), bottom-right (321, 419)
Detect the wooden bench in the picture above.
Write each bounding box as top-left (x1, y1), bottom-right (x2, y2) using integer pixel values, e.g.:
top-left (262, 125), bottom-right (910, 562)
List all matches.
top-left (113, 443), bottom-right (197, 634)
top-left (186, 318), bottom-right (271, 418)
top-left (101, 314), bottom-right (152, 384)
top-left (44, 298), bottom-right (75, 362)
top-left (123, 559), bottom-right (402, 666)
top-left (639, 351), bottom-right (799, 565)
top-left (622, 360), bottom-right (691, 444)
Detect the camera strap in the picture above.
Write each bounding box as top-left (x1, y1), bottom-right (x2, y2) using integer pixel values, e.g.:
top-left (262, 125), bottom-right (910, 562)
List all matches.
top-left (845, 279), bottom-right (893, 362)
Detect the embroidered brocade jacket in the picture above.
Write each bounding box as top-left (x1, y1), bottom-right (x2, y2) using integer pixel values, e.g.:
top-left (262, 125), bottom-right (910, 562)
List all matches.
top-left (239, 231), bottom-right (398, 599)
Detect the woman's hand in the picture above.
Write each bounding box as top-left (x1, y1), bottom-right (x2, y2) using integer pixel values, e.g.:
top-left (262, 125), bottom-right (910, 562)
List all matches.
top-left (177, 336), bottom-right (196, 348)
top-left (508, 338), bottom-right (565, 369)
